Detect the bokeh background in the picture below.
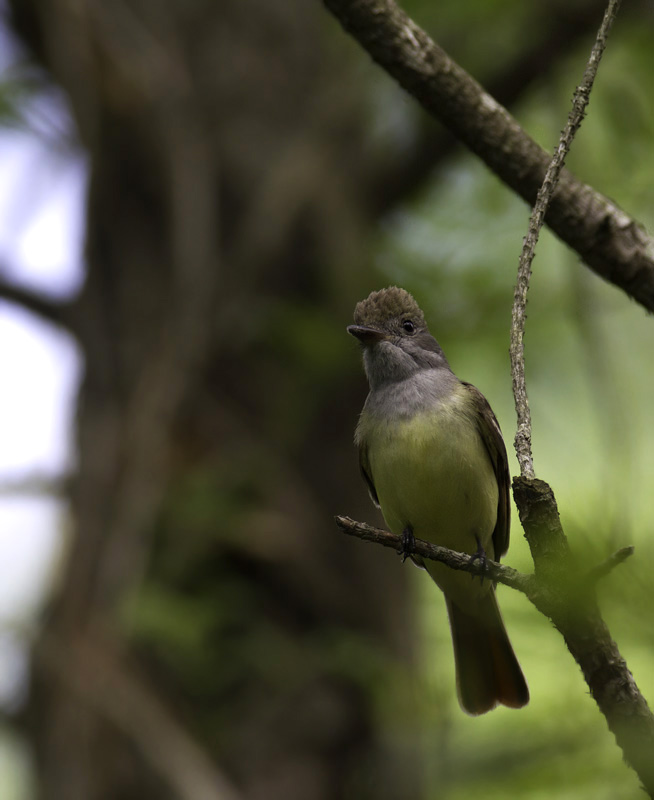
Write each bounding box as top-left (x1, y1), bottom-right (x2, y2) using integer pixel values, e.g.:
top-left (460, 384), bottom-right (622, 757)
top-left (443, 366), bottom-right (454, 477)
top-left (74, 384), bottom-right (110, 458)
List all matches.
top-left (1, 0), bottom-right (654, 798)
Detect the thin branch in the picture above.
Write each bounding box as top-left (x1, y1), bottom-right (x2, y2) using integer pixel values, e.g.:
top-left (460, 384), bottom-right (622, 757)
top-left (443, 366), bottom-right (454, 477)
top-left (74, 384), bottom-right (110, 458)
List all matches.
top-left (336, 516), bottom-right (535, 595)
top-left (0, 471), bottom-right (69, 496)
top-left (337, 513), bottom-right (635, 591)
top-left (0, 275), bottom-right (77, 332)
top-left (510, 0), bottom-right (621, 479)
top-left (507, 6), bottom-right (654, 788)
top-left (323, 0), bottom-right (654, 313)
top-left (335, 514), bottom-right (639, 604)
top-left (586, 545), bottom-right (635, 583)
top-left (336, 512), bottom-right (654, 795)
top-left (329, 0), bottom-right (654, 789)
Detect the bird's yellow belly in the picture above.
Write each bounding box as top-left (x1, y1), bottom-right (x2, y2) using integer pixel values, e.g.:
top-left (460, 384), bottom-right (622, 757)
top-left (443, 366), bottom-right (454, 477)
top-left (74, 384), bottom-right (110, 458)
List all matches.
top-left (366, 406), bottom-right (499, 607)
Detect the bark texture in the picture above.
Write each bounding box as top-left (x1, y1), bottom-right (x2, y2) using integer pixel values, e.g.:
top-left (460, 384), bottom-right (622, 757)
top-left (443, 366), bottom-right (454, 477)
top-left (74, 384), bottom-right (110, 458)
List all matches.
top-left (5, 0), bottom-right (640, 797)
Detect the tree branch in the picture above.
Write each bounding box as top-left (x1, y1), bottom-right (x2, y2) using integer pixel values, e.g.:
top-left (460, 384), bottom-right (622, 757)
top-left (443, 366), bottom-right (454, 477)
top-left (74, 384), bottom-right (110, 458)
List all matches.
top-left (335, 512), bottom-right (654, 795)
top-left (335, 515), bottom-right (534, 594)
top-left (0, 471), bottom-right (69, 496)
top-left (370, 0), bottom-right (632, 214)
top-left (504, 5), bottom-right (654, 791)
top-left (510, 477), bottom-right (654, 797)
top-left (327, 1), bottom-right (654, 787)
top-left (511, 0), bottom-right (621, 479)
top-left (0, 275), bottom-right (78, 332)
top-left (586, 545), bottom-right (635, 583)
top-left (323, 0), bottom-right (654, 312)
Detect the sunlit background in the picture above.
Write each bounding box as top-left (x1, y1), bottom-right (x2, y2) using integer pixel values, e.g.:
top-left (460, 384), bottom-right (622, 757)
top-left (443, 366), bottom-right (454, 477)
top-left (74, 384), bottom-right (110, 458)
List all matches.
top-left (1, 1), bottom-right (654, 798)
top-left (0, 20), bottom-right (83, 795)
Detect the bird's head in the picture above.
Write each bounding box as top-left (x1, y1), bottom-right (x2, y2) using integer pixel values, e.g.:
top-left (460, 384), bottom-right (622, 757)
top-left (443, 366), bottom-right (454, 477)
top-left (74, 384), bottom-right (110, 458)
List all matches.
top-left (348, 287), bottom-right (449, 388)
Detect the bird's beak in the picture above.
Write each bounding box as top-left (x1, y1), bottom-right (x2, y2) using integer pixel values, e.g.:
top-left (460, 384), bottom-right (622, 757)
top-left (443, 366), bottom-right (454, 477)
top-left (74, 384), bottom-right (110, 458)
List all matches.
top-left (347, 325), bottom-right (385, 344)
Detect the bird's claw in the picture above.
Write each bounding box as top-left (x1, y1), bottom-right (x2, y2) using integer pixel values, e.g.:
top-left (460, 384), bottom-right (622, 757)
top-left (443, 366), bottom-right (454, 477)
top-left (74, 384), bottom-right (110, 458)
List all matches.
top-left (399, 526), bottom-right (416, 563)
top-left (469, 536), bottom-right (488, 583)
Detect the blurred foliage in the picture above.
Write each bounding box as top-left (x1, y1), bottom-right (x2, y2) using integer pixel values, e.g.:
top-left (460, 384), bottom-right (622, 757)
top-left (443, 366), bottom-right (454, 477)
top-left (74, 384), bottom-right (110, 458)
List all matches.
top-left (3, 0), bottom-right (654, 797)
top-left (0, 725), bottom-right (33, 800)
top-left (95, 4), bottom-right (654, 798)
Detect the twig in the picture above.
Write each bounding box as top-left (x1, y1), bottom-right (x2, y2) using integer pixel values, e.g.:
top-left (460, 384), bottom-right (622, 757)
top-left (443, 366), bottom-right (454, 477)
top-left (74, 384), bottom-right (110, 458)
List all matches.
top-left (0, 472), bottom-right (69, 496)
top-left (586, 545), bottom-right (635, 583)
top-left (0, 275), bottom-right (77, 332)
top-left (336, 514), bottom-right (633, 601)
top-left (322, 0), bottom-right (654, 312)
top-left (335, 512), bottom-right (654, 796)
top-left (506, 6), bottom-right (654, 791)
top-left (336, 515), bottom-right (535, 596)
top-left (510, 0), bottom-right (623, 478)
top-left (330, 1), bottom-right (654, 791)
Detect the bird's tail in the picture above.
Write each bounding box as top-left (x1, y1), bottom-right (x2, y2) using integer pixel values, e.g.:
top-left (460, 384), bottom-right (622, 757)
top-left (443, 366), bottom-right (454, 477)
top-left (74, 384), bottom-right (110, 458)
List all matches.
top-left (445, 589), bottom-right (529, 715)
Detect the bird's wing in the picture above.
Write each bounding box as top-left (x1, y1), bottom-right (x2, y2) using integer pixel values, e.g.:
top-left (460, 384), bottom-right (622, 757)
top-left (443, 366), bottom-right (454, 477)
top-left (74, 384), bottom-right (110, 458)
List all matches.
top-left (358, 443), bottom-right (380, 508)
top-left (461, 382), bottom-right (511, 559)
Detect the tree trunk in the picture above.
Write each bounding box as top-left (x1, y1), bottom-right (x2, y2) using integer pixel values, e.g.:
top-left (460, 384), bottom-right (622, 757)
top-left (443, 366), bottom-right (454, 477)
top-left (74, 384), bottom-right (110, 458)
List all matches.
top-left (10, 1), bottom-right (417, 798)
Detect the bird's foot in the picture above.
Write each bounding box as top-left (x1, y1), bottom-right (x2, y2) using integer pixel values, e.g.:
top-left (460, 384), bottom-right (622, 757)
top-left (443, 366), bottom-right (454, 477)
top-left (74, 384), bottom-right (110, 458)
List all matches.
top-left (399, 526), bottom-right (416, 563)
top-left (468, 536), bottom-right (488, 583)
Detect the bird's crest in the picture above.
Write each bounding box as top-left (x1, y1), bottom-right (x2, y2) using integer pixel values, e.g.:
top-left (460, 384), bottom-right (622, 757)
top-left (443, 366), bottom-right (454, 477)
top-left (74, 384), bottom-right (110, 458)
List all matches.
top-left (353, 286), bottom-right (425, 328)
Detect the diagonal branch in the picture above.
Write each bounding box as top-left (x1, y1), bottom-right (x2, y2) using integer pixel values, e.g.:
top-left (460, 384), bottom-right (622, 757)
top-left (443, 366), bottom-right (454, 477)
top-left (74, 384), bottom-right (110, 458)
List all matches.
top-left (503, 4), bottom-right (654, 790)
top-left (370, 0), bottom-right (632, 214)
top-left (0, 274), bottom-right (78, 332)
top-left (330, 0), bottom-right (654, 792)
top-left (335, 515), bottom-right (534, 593)
top-left (336, 512), bottom-right (654, 796)
top-left (323, 0), bottom-right (654, 312)
top-left (0, 471), bottom-right (69, 496)
top-left (586, 545), bottom-right (635, 583)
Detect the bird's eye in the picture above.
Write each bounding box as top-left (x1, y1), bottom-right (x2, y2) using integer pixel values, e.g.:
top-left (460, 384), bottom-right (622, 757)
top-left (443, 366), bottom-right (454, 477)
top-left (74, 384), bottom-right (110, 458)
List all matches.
top-left (402, 319), bottom-right (416, 334)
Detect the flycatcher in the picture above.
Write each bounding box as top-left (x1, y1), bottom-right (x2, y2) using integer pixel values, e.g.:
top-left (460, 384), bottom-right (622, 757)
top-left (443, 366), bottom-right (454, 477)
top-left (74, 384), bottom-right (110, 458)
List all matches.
top-left (348, 287), bottom-right (528, 715)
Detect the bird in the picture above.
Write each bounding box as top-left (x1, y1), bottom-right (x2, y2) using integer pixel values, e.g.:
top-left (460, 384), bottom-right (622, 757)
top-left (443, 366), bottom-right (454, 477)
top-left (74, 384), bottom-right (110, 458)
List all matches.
top-left (348, 286), bottom-right (528, 715)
